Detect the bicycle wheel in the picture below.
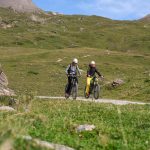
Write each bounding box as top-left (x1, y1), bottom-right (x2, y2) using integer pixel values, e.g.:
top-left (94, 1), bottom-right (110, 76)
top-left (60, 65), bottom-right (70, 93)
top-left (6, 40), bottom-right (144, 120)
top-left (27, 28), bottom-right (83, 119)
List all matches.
top-left (94, 84), bottom-right (100, 100)
top-left (72, 83), bottom-right (78, 100)
top-left (65, 84), bottom-right (70, 99)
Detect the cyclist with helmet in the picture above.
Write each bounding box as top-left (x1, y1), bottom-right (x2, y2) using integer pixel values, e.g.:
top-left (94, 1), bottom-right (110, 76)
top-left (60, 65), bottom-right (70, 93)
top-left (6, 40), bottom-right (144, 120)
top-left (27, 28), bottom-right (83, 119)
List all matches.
top-left (65, 58), bottom-right (81, 97)
top-left (85, 61), bottom-right (104, 96)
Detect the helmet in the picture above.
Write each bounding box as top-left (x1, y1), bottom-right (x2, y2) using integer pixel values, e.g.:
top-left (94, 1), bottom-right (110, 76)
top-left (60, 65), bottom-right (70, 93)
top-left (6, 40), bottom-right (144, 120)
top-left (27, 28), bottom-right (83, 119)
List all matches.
top-left (90, 61), bottom-right (96, 65)
top-left (73, 58), bottom-right (78, 64)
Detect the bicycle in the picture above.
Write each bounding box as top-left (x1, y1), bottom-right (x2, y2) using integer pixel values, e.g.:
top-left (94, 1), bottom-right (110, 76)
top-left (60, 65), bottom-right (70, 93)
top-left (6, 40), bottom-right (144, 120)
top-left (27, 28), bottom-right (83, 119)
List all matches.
top-left (65, 74), bottom-right (78, 100)
top-left (84, 76), bottom-right (102, 100)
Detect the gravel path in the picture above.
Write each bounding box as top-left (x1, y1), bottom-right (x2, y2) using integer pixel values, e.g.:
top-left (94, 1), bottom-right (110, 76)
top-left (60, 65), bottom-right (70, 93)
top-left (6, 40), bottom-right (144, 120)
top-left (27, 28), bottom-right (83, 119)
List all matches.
top-left (36, 96), bottom-right (149, 105)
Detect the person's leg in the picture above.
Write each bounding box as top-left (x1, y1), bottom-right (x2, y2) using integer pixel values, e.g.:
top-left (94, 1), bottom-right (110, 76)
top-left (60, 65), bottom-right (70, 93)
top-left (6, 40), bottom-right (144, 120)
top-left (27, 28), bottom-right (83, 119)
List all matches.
top-left (90, 77), bottom-right (94, 89)
top-left (66, 77), bottom-right (72, 94)
top-left (86, 77), bottom-right (92, 94)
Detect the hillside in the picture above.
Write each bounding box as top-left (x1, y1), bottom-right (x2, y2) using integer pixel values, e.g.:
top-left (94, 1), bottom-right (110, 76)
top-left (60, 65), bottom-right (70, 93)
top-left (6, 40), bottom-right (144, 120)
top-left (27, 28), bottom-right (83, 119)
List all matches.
top-left (0, 7), bottom-right (150, 101)
top-left (1, 47), bottom-right (150, 101)
top-left (0, 7), bottom-right (150, 150)
top-left (0, 8), bottom-right (150, 53)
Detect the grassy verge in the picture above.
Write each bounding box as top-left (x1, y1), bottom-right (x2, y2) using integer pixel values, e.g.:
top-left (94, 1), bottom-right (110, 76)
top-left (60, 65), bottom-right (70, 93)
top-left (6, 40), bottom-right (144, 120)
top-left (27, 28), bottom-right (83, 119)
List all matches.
top-left (0, 99), bottom-right (150, 149)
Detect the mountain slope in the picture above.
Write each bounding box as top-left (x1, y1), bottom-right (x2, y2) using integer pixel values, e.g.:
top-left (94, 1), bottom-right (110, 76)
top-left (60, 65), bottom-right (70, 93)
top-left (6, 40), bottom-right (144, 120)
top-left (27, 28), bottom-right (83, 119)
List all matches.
top-left (140, 14), bottom-right (150, 22)
top-left (0, 8), bottom-right (150, 53)
top-left (0, 0), bottom-right (40, 12)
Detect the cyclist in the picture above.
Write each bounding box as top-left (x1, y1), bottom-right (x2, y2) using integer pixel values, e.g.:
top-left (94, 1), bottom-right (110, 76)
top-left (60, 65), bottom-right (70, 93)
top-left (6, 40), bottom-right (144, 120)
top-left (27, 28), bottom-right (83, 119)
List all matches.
top-left (65, 58), bottom-right (81, 97)
top-left (85, 61), bottom-right (104, 96)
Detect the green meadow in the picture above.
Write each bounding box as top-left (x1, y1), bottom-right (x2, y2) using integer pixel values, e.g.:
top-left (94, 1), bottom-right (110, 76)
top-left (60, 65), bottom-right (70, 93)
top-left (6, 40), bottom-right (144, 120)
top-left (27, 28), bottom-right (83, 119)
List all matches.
top-left (0, 7), bottom-right (150, 150)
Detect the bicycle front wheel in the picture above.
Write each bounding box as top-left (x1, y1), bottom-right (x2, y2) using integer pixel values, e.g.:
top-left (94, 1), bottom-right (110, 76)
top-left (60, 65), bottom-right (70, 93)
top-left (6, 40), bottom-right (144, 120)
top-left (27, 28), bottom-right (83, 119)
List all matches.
top-left (65, 84), bottom-right (70, 99)
top-left (94, 84), bottom-right (100, 100)
top-left (72, 83), bottom-right (78, 100)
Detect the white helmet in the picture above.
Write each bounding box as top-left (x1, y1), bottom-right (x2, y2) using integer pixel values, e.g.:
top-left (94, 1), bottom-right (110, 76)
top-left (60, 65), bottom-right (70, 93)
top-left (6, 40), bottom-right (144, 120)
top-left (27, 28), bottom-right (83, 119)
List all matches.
top-left (73, 58), bottom-right (78, 64)
top-left (90, 61), bottom-right (96, 65)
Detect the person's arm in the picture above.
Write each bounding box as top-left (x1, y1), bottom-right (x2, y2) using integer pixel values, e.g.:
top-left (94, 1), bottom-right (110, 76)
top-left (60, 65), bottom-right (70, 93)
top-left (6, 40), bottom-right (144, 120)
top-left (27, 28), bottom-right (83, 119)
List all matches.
top-left (87, 67), bottom-right (90, 77)
top-left (65, 65), bottom-right (70, 75)
top-left (95, 68), bottom-right (102, 77)
top-left (77, 66), bottom-right (81, 76)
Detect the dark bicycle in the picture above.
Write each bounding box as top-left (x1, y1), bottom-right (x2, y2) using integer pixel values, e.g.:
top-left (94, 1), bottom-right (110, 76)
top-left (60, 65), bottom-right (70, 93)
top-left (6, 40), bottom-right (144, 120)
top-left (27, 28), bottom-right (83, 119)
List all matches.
top-left (65, 74), bottom-right (78, 100)
top-left (84, 76), bottom-right (101, 100)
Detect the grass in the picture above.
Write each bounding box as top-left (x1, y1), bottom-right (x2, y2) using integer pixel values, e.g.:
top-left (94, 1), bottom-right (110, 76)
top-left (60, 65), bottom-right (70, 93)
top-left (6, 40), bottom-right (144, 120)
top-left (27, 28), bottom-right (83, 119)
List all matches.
top-left (0, 47), bottom-right (149, 102)
top-left (0, 100), bottom-right (150, 150)
top-left (0, 46), bottom-right (149, 149)
top-left (0, 8), bottom-right (150, 53)
top-left (0, 7), bottom-right (150, 150)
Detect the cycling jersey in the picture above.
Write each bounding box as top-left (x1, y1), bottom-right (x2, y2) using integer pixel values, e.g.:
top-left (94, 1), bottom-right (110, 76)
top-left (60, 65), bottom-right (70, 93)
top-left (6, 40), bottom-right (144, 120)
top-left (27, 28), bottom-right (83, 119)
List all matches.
top-left (66, 64), bottom-right (81, 76)
top-left (87, 66), bottom-right (101, 77)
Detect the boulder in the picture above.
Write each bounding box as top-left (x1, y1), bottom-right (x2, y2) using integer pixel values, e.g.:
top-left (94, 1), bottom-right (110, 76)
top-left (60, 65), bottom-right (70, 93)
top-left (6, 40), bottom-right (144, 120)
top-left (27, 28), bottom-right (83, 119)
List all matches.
top-left (30, 14), bottom-right (45, 24)
top-left (0, 0), bottom-right (41, 13)
top-left (0, 106), bottom-right (15, 111)
top-left (0, 70), bottom-right (15, 96)
top-left (112, 79), bottom-right (124, 87)
top-left (0, 87), bottom-right (15, 96)
top-left (22, 135), bottom-right (75, 150)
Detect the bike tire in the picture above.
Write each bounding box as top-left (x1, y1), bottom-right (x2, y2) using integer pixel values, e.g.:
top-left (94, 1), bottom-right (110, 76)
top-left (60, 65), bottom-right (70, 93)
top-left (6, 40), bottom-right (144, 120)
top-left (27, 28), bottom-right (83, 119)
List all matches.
top-left (72, 83), bottom-right (78, 100)
top-left (65, 84), bottom-right (70, 99)
top-left (94, 84), bottom-right (100, 100)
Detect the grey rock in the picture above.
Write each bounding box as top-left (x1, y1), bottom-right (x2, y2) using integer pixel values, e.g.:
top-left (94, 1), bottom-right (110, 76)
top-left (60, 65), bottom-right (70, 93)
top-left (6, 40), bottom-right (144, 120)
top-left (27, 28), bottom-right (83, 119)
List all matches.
top-left (30, 14), bottom-right (46, 24)
top-left (0, 0), bottom-right (41, 12)
top-left (0, 106), bottom-right (15, 111)
top-left (140, 14), bottom-right (150, 22)
top-left (22, 135), bottom-right (75, 150)
top-left (0, 71), bottom-right (15, 96)
top-left (112, 79), bottom-right (124, 87)
top-left (76, 124), bottom-right (96, 132)
top-left (0, 71), bottom-right (8, 87)
top-left (0, 87), bottom-right (15, 96)
top-left (80, 27), bottom-right (84, 32)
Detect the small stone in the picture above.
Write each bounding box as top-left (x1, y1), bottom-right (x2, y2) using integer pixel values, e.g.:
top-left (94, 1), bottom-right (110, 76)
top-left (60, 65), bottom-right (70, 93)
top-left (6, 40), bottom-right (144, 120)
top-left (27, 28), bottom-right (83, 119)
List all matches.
top-left (0, 106), bottom-right (15, 112)
top-left (80, 27), bottom-right (84, 32)
top-left (76, 124), bottom-right (96, 132)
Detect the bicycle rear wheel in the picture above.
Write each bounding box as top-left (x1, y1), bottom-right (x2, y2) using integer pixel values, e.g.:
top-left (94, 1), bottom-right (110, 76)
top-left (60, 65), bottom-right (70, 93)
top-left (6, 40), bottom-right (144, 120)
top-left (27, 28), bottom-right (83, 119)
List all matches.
top-left (94, 84), bottom-right (100, 100)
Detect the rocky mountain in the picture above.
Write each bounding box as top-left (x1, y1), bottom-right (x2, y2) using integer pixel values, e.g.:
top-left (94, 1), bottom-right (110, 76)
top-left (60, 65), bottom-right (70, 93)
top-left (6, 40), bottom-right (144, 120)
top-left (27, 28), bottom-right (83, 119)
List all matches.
top-left (140, 14), bottom-right (150, 21)
top-left (0, 0), bottom-right (40, 12)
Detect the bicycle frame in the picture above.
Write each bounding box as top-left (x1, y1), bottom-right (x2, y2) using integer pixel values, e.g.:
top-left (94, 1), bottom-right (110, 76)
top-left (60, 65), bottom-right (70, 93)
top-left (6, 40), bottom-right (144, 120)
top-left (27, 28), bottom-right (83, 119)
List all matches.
top-left (69, 76), bottom-right (77, 89)
top-left (90, 77), bottom-right (99, 93)
top-left (65, 74), bottom-right (78, 99)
